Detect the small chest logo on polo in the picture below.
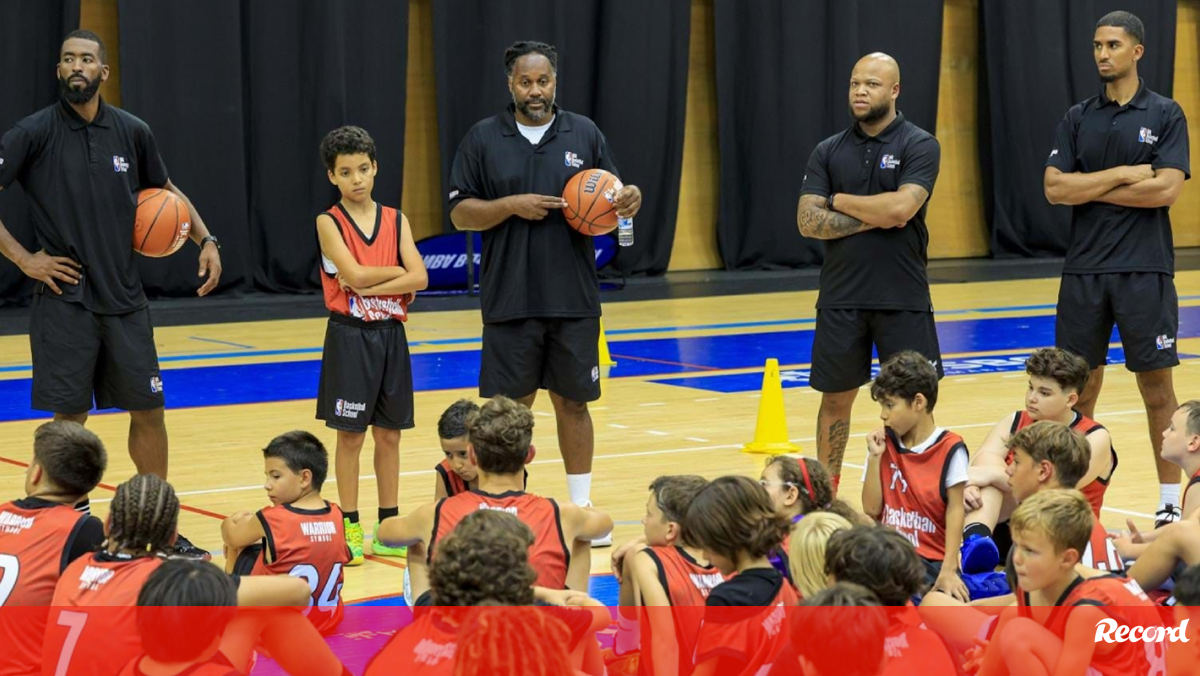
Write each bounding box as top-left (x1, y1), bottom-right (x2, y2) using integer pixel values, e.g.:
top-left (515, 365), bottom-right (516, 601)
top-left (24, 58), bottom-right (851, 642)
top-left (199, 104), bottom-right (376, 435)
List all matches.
top-left (564, 151), bottom-right (583, 168)
top-left (334, 398), bottom-right (366, 420)
top-left (879, 154), bottom-right (900, 170)
top-left (1156, 334), bottom-right (1175, 350)
top-left (112, 156), bottom-right (130, 173)
top-left (1139, 127), bottom-right (1158, 145)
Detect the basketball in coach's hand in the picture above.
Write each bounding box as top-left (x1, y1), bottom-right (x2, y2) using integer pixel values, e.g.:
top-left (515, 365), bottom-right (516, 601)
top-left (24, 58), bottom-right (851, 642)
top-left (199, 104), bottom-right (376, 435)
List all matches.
top-left (562, 168), bottom-right (623, 236)
top-left (133, 188), bottom-right (191, 258)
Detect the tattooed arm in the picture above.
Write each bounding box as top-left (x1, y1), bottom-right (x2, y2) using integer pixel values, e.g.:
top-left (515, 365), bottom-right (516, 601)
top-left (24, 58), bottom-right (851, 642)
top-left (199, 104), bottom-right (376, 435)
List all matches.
top-left (832, 184), bottom-right (930, 228)
top-left (797, 194), bottom-right (876, 240)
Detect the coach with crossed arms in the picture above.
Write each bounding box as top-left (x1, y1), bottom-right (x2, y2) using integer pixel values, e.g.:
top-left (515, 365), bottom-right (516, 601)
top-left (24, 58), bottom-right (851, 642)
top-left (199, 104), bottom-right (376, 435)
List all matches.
top-left (0, 31), bottom-right (220, 557)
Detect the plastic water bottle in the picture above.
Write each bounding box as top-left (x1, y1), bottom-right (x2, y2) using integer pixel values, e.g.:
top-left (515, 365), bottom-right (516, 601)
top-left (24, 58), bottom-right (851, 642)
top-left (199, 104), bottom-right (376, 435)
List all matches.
top-left (617, 217), bottom-right (634, 247)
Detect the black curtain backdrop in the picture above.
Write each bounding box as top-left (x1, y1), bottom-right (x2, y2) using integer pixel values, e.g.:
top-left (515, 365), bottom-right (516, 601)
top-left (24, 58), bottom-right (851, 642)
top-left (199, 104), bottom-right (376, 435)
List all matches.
top-left (118, 0), bottom-right (408, 295)
top-left (0, 0), bottom-right (79, 307)
top-left (431, 0), bottom-right (691, 277)
top-left (980, 0), bottom-right (1176, 258)
top-left (712, 0), bottom-right (944, 270)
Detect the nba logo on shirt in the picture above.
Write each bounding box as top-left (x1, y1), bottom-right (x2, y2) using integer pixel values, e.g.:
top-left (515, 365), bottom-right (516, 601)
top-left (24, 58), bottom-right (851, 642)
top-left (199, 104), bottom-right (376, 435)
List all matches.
top-left (564, 152), bottom-right (583, 168)
top-left (149, 376), bottom-right (163, 394)
top-left (880, 154), bottom-right (900, 170)
top-left (1139, 127), bottom-right (1158, 145)
top-left (112, 156), bottom-right (130, 172)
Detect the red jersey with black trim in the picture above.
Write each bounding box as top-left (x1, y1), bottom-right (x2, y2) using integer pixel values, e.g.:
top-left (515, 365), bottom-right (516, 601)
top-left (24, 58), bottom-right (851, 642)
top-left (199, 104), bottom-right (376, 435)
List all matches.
top-left (430, 490), bottom-right (568, 589)
top-left (638, 546), bottom-right (731, 676)
top-left (364, 611), bottom-right (460, 676)
top-left (319, 203), bottom-right (409, 322)
top-left (881, 605), bottom-right (956, 676)
top-left (43, 553), bottom-right (164, 676)
top-left (0, 499), bottom-right (95, 676)
top-left (1183, 467), bottom-right (1200, 517)
top-left (694, 570), bottom-right (800, 676)
top-left (434, 462), bottom-right (528, 497)
top-left (879, 428), bottom-right (967, 561)
top-left (1082, 519), bottom-right (1125, 573)
top-left (1017, 575), bottom-right (1163, 676)
top-left (114, 653), bottom-right (239, 676)
top-left (1011, 410), bottom-right (1115, 516)
top-left (250, 501), bottom-right (350, 635)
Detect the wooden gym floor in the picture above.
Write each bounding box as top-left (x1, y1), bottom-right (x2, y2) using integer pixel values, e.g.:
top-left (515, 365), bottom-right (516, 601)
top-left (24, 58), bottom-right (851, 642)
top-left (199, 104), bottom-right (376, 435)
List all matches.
top-left (1, 271), bottom-right (1198, 604)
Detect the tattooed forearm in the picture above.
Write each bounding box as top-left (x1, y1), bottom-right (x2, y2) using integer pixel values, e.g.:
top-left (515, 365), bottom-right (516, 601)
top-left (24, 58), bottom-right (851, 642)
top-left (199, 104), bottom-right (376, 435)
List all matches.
top-left (796, 195), bottom-right (874, 240)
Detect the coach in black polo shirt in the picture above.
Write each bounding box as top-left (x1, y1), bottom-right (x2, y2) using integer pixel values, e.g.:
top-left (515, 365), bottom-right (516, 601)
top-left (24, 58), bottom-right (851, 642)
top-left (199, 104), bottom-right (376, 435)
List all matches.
top-left (1044, 11), bottom-right (1189, 525)
top-left (447, 41), bottom-right (642, 526)
top-left (797, 53), bottom-right (943, 490)
top-left (0, 31), bottom-right (220, 555)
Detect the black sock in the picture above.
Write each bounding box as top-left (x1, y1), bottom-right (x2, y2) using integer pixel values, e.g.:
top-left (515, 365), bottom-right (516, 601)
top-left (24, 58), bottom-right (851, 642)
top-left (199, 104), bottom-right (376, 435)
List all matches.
top-left (74, 498), bottom-right (90, 514)
top-left (344, 510), bottom-right (360, 524)
top-left (378, 506), bottom-right (399, 523)
top-left (964, 523), bottom-right (992, 540)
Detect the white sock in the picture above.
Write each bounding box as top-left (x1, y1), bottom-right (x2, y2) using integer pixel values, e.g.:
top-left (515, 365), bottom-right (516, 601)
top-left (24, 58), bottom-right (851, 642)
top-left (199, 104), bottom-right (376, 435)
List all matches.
top-left (1160, 484), bottom-right (1181, 509)
top-left (567, 473), bottom-right (593, 506)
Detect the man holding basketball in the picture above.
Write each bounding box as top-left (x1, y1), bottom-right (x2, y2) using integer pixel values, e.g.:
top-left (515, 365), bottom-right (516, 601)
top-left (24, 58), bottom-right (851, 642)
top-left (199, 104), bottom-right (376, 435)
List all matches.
top-left (447, 41), bottom-right (641, 539)
top-left (796, 53), bottom-right (942, 491)
top-left (0, 31), bottom-right (221, 556)
top-left (1044, 11), bottom-right (1189, 526)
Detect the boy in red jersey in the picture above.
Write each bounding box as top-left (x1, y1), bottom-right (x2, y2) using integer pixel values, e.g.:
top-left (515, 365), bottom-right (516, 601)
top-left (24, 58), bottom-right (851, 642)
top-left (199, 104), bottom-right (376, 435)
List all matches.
top-left (222, 430), bottom-right (351, 635)
top-left (862, 350), bottom-right (969, 601)
top-left (377, 396), bottom-right (613, 601)
top-left (617, 475), bottom-right (729, 676)
top-left (961, 348), bottom-right (1116, 572)
top-left (433, 399), bottom-right (528, 499)
top-left (0, 422), bottom-right (106, 676)
top-left (315, 125), bottom-right (428, 564)
top-left (977, 490), bottom-right (1163, 676)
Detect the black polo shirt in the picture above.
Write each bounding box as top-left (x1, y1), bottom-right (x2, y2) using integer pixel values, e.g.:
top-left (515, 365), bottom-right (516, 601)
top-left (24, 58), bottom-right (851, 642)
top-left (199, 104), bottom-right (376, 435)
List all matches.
top-left (1047, 79), bottom-right (1190, 276)
top-left (800, 112), bottom-right (940, 312)
top-left (447, 104), bottom-right (620, 324)
top-left (0, 97), bottom-right (169, 314)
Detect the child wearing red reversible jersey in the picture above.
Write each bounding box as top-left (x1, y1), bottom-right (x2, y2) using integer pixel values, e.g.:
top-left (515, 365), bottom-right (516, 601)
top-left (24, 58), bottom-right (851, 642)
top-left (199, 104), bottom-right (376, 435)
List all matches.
top-left (685, 476), bottom-right (798, 676)
top-left (222, 431), bottom-right (351, 635)
top-left (315, 125), bottom-right (428, 565)
top-left (862, 351), bottom-right (970, 601)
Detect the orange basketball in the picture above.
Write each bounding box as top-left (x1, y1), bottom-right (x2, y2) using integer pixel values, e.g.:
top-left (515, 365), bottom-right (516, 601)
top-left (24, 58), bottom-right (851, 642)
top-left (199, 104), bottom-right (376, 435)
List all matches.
top-left (562, 168), bottom-right (623, 236)
top-left (134, 188), bottom-right (191, 258)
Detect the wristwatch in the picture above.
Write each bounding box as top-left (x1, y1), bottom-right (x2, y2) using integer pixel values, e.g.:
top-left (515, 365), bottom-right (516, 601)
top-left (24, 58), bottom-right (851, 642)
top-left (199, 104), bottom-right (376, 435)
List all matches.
top-left (200, 235), bottom-right (220, 250)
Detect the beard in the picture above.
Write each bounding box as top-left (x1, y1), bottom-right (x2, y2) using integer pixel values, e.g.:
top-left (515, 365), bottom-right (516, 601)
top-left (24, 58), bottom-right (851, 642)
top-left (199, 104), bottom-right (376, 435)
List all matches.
top-left (515, 94), bottom-right (555, 123)
top-left (851, 99), bottom-right (891, 125)
top-left (59, 73), bottom-right (101, 104)
top-left (1099, 72), bottom-right (1118, 83)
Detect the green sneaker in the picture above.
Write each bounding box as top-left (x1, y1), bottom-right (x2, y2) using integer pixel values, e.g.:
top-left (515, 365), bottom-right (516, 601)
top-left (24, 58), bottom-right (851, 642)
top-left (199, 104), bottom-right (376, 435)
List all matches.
top-left (370, 537), bottom-right (408, 558)
top-left (344, 518), bottom-right (365, 566)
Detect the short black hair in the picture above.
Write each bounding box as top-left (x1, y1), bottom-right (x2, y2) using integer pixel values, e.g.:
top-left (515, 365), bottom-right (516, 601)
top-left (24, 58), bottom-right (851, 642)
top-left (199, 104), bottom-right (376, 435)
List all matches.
top-left (62, 29), bottom-right (106, 64)
top-left (1096, 11), bottom-right (1145, 45)
top-left (263, 431), bottom-right (329, 490)
top-left (504, 41), bottom-right (558, 77)
top-left (137, 560), bottom-right (237, 662)
top-left (870, 350), bottom-right (940, 412)
top-left (438, 399), bottom-right (480, 439)
top-left (33, 421), bottom-right (106, 497)
top-left (319, 125), bottom-right (377, 173)
top-left (825, 525), bottom-right (926, 605)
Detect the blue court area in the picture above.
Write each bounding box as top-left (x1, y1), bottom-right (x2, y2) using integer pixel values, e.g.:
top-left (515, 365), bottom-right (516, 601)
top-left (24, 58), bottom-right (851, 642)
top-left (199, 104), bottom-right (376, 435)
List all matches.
top-left (0, 307), bottom-right (1195, 422)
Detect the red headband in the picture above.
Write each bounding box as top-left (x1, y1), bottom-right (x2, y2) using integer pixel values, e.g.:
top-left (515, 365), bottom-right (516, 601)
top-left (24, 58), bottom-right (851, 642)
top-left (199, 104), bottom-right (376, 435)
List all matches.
top-left (797, 458), bottom-right (817, 501)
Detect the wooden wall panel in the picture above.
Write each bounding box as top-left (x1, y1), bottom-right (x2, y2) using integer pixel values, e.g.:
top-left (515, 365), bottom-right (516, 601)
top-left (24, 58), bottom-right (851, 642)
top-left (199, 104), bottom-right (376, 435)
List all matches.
top-left (402, 0), bottom-right (444, 241)
top-left (1172, 0), bottom-right (1200, 247)
top-left (80, 0), bottom-right (121, 107)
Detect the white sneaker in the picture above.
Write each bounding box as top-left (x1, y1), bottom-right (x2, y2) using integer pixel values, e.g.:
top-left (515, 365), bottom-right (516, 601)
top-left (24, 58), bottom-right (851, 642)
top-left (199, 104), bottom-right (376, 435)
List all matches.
top-left (1155, 504), bottom-right (1182, 529)
top-left (591, 533), bottom-right (613, 548)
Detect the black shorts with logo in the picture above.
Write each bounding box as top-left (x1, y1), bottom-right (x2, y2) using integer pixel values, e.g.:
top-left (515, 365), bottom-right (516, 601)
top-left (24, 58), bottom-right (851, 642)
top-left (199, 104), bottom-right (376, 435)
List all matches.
top-left (316, 313), bottom-right (415, 433)
top-left (29, 292), bottom-right (164, 414)
top-left (1056, 272), bottom-right (1178, 372)
top-left (810, 309), bottom-right (944, 393)
top-left (480, 317), bottom-right (601, 403)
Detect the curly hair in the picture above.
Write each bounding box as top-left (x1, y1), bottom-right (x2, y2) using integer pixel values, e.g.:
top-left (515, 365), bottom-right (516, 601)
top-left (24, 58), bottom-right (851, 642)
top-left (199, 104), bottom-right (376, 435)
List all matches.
top-left (1025, 348), bottom-right (1091, 395)
top-left (33, 420), bottom-right (107, 497)
top-left (1008, 421), bottom-right (1090, 488)
top-left (319, 125), bottom-right (377, 172)
top-left (824, 525), bottom-right (926, 605)
top-left (683, 476), bottom-right (791, 564)
top-left (430, 510), bottom-right (536, 606)
top-left (766, 456), bottom-right (860, 523)
top-left (870, 351), bottom-right (939, 412)
top-left (438, 399), bottom-right (480, 440)
top-left (106, 474), bottom-right (179, 557)
top-left (468, 396), bottom-right (534, 475)
top-left (454, 606), bottom-right (572, 676)
top-left (503, 41), bottom-right (558, 77)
